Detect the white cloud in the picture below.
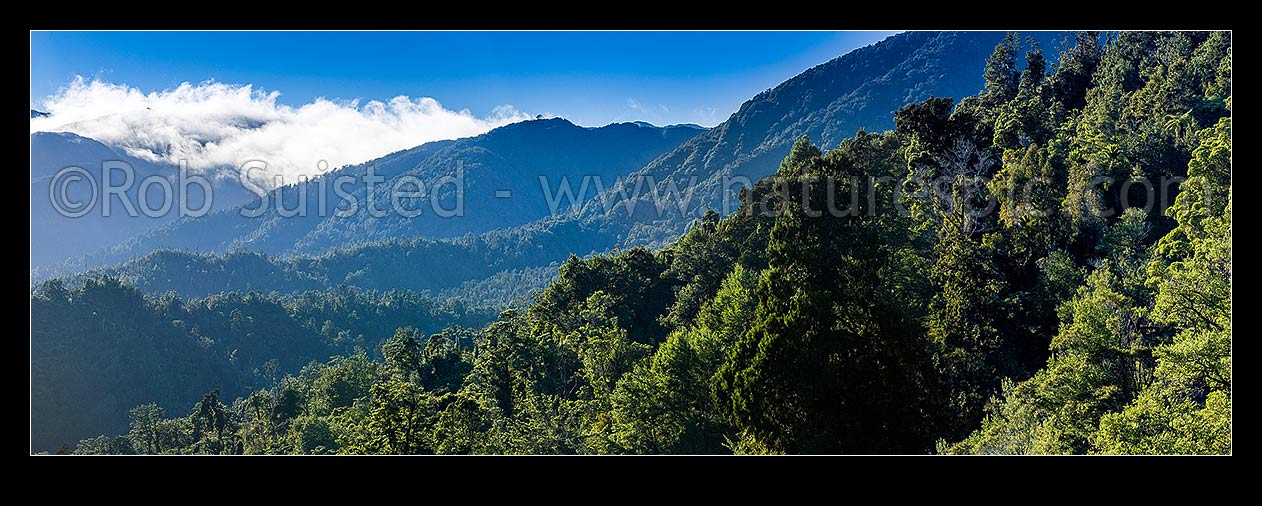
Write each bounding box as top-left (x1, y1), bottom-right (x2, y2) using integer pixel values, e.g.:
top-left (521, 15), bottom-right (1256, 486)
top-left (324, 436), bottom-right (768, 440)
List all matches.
top-left (626, 98), bottom-right (647, 113)
top-left (30, 77), bottom-right (531, 186)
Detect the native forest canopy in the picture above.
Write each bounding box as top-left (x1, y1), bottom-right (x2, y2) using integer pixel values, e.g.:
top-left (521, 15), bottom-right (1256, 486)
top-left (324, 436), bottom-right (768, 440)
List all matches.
top-left (31, 31), bottom-right (1231, 454)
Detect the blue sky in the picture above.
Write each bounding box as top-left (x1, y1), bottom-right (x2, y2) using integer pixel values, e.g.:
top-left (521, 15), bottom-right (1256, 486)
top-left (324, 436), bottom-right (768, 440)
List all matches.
top-left (30, 31), bottom-right (896, 127)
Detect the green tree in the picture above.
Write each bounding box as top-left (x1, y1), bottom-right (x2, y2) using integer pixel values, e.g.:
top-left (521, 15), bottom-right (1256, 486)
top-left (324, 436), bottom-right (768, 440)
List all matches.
top-left (359, 379), bottom-right (436, 454)
top-left (714, 137), bottom-right (936, 453)
top-left (1049, 32), bottom-right (1102, 110)
top-left (288, 414), bottom-right (338, 454)
top-left (982, 33), bottom-right (1021, 110)
top-left (420, 327), bottom-right (474, 394)
top-left (128, 403), bottom-right (166, 454)
top-left (611, 265), bottom-right (758, 453)
top-left (383, 327), bottom-right (425, 381)
top-left (929, 227), bottom-right (1011, 438)
top-left (191, 389), bottom-right (235, 454)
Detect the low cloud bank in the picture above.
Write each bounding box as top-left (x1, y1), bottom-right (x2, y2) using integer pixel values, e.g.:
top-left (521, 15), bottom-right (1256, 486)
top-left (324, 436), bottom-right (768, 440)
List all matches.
top-left (31, 77), bottom-right (530, 186)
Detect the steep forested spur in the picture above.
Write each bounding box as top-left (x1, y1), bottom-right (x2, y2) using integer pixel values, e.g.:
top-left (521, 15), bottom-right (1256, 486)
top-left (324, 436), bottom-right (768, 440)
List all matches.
top-left (44, 31), bottom-right (1229, 454)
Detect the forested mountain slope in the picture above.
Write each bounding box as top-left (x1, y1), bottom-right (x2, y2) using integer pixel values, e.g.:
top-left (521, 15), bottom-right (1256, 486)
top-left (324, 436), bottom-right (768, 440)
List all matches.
top-left (31, 279), bottom-right (494, 451)
top-left (49, 32), bottom-right (1231, 454)
top-left (81, 238), bottom-right (553, 302)
top-left (560, 30), bottom-right (1068, 248)
top-left (30, 132), bottom-right (256, 274)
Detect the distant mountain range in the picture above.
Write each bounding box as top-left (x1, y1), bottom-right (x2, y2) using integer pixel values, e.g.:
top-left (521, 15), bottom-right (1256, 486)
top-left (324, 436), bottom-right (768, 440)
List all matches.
top-left (39, 31), bottom-right (1068, 303)
top-left (30, 132), bottom-right (259, 274)
top-left (58, 119), bottom-right (703, 272)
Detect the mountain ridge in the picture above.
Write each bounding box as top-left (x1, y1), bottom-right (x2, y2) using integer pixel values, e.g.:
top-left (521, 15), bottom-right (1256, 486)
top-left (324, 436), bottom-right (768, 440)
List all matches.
top-left (42, 118), bottom-right (703, 277)
top-left (577, 31), bottom-right (1068, 248)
